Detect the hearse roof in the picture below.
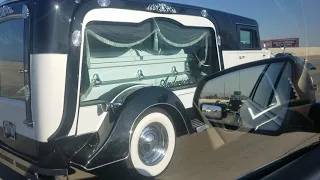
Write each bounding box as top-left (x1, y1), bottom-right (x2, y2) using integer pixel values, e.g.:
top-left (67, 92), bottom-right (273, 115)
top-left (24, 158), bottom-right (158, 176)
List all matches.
top-left (165, 1), bottom-right (258, 26)
top-left (0, 0), bottom-right (258, 53)
top-left (0, 0), bottom-right (258, 27)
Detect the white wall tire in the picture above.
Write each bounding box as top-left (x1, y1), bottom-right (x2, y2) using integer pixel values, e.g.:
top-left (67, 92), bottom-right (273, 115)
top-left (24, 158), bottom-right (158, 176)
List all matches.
top-left (129, 108), bottom-right (176, 177)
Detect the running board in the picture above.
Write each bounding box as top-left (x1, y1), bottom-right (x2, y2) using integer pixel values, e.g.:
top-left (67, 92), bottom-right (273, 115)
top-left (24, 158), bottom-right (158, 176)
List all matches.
top-left (190, 119), bottom-right (208, 133)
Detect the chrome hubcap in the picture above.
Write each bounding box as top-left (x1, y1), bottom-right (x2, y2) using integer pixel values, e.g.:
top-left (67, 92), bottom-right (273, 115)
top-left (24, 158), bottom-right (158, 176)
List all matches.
top-left (138, 122), bottom-right (168, 166)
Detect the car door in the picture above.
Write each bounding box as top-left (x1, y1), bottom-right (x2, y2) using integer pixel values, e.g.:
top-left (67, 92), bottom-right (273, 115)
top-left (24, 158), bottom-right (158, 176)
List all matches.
top-left (0, 3), bottom-right (37, 159)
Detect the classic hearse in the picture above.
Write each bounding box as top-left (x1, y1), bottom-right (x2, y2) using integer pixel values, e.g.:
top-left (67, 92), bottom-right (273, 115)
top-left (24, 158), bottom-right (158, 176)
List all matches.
top-left (0, 0), bottom-right (273, 178)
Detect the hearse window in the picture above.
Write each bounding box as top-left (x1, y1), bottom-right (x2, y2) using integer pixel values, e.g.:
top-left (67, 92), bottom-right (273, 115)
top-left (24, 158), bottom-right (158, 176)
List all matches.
top-left (239, 29), bottom-right (258, 49)
top-left (80, 18), bottom-right (216, 103)
top-left (0, 18), bottom-right (25, 100)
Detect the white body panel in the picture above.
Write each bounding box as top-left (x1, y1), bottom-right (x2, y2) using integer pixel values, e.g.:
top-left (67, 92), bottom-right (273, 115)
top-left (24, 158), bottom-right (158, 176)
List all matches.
top-left (222, 51), bottom-right (239, 69)
top-left (76, 105), bottom-right (107, 134)
top-left (173, 87), bottom-right (197, 109)
top-left (30, 54), bottom-right (68, 142)
top-left (75, 8), bottom-right (221, 135)
top-left (223, 49), bottom-right (271, 69)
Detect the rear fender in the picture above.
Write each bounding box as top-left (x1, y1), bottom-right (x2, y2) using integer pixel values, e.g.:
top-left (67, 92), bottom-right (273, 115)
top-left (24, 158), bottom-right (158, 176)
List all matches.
top-left (72, 86), bottom-right (193, 170)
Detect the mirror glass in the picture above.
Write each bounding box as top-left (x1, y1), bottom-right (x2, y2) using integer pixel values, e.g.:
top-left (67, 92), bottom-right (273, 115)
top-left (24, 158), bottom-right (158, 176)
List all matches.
top-left (198, 61), bottom-right (311, 135)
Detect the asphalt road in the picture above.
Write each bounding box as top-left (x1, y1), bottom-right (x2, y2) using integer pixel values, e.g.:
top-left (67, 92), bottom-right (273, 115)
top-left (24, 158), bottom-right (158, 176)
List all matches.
top-left (2, 55), bottom-right (320, 180)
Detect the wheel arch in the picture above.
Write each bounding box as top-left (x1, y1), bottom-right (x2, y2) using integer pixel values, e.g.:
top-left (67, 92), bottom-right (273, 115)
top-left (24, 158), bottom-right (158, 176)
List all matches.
top-left (150, 104), bottom-right (190, 137)
top-left (72, 86), bottom-right (194, 170)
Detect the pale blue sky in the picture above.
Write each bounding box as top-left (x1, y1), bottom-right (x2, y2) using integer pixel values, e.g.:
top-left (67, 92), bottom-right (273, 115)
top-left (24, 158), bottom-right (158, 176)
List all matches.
top-left (166, 0), bottom-right (320, 47)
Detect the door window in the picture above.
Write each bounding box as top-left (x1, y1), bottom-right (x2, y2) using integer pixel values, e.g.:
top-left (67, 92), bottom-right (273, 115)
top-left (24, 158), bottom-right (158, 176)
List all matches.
top-left (239, 28), bottom-right (259, 49)
top-left (240, 30), bottom-right (252, 49)
top-left (0, 18), bottom-right (25, 100)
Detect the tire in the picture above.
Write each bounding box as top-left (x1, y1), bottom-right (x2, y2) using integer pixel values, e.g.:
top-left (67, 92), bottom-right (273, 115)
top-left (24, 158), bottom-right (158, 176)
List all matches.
top-left (128, 107), bottom-right (176, 178)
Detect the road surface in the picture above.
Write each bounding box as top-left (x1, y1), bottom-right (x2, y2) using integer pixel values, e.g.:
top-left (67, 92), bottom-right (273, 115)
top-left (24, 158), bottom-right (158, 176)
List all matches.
top-left (1, 55), bottom-right (320, 180)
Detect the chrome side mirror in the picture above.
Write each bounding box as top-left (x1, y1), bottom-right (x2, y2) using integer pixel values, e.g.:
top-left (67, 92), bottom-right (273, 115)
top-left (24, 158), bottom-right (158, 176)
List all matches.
top-left (201, 104), bottom-right (222, 120)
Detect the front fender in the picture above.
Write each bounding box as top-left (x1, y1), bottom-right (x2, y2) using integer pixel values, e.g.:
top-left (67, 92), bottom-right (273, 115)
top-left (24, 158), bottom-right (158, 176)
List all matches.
top-left (72, 86), bottom-right (193, 170)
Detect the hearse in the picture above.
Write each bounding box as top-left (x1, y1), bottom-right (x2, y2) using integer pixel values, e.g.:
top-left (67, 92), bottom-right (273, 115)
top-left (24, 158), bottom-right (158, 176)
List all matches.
top-left (0, 0), bottom-right (273, 178)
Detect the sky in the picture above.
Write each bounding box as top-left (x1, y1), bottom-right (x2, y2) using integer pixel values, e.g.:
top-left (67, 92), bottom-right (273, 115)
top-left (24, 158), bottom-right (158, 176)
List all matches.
top-left (166, 0), bottom-right (320, 47)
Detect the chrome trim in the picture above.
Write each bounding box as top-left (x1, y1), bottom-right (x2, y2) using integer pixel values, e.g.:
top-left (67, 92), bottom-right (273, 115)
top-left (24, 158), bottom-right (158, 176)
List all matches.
top-left (84, 103), bottom-right (189, 170)
top-left (0, 14), bottom-right (23, 24)
top-left (138, 122), bottom-right (168, 166)
top-left (22, 4), bottom-right (29, 18)
top-left (111, 84), bottom-right (149, 103)
top-left (0, 0), bottom-right (20, 7)
top-left (0, 5), bottom-right (14, 18)
top-left (235, 23), bottom-right (259, 27)
top-left (146, 3), bottom-right (177, 13)
top-left (201, 10), bottom-right (208, 18)
top-left (71, 157), bottom-right (127, 171)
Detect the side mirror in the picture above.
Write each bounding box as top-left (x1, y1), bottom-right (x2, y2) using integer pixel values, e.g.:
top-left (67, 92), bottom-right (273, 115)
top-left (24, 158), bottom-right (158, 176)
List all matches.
top-left (195, 56), bottom-right (317, 134)
top-left (201, 104), bottom-right (222, 120)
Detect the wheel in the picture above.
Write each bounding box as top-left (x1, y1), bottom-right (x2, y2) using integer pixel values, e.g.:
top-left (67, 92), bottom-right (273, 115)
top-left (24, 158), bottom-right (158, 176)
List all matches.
top-left (128, 107), bottom-right (176, 178)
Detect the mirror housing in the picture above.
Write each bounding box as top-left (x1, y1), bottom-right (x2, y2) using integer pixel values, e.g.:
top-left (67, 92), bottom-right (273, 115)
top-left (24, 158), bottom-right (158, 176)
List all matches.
top-left (280, 45), bottom-right (286, 53)
top-left (201, 104), bottom-right (223, 120)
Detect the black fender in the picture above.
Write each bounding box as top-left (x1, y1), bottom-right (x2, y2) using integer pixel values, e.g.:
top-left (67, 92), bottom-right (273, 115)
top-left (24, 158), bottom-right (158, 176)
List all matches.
top-left (71, 86), bottom-right (193, 170)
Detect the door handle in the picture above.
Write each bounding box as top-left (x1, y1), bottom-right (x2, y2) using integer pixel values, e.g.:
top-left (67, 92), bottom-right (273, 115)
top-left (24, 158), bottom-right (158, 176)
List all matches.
top-left (18, 69), bottom-right (28, 73)
top-left (239, 56), bottom-right (245, 59)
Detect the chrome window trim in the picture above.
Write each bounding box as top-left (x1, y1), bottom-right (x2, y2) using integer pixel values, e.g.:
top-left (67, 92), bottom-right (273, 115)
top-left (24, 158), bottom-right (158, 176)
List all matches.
top-left (0, 0), bottom-right (20, 7)
top-left (0, 14), bottom-right (23, 24)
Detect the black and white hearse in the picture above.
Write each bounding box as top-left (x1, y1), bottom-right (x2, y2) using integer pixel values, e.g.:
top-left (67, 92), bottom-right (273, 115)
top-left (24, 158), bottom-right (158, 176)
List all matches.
top-left (0, 0), bottom-right (273, 178)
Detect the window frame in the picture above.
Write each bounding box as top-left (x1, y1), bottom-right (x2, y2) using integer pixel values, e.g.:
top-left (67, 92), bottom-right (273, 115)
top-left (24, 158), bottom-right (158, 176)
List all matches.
top-left (80, 18), bottom-right (218, 105)
top-left (0, 9), bottom-right (28, 101)
top-left (236, 24), bottom-right (261, 50)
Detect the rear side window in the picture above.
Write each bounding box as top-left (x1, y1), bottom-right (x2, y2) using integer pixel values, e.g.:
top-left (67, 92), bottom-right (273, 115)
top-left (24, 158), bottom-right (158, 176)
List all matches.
top-left (0, 18), bottom-right (25, 100)
top-left (240, 30), bottom-right (252, 49)
top-left (80, 18), bottom-right (217, 103)
top-left (238, 26), bottom-right (260, 49)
